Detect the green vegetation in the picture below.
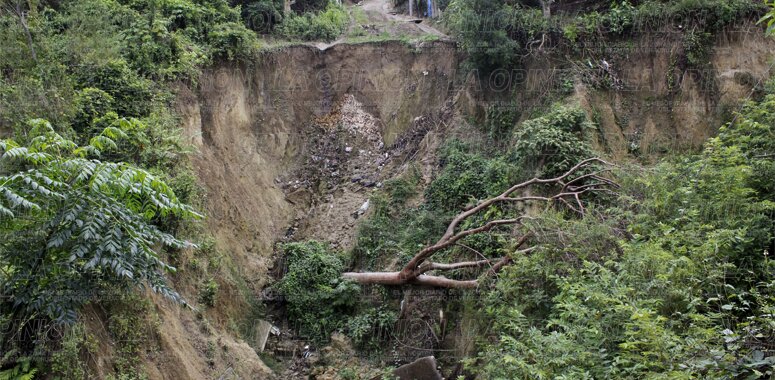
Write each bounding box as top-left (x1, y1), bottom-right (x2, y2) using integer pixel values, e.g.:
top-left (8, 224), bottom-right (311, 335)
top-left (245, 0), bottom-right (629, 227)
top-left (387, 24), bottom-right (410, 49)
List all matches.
top-left (466, 94), bottom-right (775, 378)
top-left (760, 0), bottom-right (775, 35)
top-left (425, 141), bottom-right (521, 211)
top-left (353, 174), bottom-right (450, 270)
top-left (445, 0), bottom-right (765, 72)
top-left (345, 305), bottom-right (397, 350)
top-left (509, 104), bottom-right (595, 177)
top-left (427, 105), bottom-right (593, 211)
top-left (0, 0), bottom-right (773, 376)
top-left (50, 323), bottom-right (96, 379)
top-left (277, 2), bottom-right (348, 41)
top-left (0, 0), bottom-right (223, 374)
top-left (276, 241), bottom-right (360, 342)
top-left (0, 120), bottom-right (199, 322)
top-left (0, 120), bottom-right (196, 375)
top-left (105, 294), bottom-right (159, 379)
top-left (198, 278), bottom-right (220, 307)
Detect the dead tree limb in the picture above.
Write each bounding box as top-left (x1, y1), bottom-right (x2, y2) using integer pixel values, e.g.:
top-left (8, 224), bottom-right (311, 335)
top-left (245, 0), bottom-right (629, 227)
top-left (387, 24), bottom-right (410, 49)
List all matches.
top-left (342, 158), bottom-right (617, 288)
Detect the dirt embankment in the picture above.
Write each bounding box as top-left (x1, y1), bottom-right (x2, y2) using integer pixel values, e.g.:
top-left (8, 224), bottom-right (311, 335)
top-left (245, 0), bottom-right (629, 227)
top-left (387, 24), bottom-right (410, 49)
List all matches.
top-left (477, 24), bottom-right (775, 157)
top-left (178, 40), bottom-right (460, 272)
top-left (118, 40), bottom-right (462, 379)
top-left (133, 26), bottom-right (775, 378)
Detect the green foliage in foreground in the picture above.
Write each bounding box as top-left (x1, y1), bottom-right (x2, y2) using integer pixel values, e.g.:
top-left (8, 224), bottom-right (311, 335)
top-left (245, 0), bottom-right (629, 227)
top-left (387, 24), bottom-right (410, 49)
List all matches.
top-left (0, 119), bottom-right (200, 322)
top-left (469, 95), bottom-right (775, 379)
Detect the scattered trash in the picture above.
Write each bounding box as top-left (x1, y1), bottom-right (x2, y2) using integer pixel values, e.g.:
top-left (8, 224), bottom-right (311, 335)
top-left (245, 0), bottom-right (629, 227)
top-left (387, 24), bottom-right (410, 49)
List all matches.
top-left (353, 199), bottom-right (370, 218)
top-left (254, 320), bottom-right (279, 352)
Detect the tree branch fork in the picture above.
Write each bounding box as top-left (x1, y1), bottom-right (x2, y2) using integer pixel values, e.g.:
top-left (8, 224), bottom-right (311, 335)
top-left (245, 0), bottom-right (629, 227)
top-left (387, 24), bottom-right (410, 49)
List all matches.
top-left (342, 158), bottom-right (617, 289)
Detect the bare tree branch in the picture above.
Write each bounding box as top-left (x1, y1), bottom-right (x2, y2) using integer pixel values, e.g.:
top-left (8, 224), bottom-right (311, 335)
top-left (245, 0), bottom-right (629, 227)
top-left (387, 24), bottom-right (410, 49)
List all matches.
top-left (342, 158), bottom-right (617, 288)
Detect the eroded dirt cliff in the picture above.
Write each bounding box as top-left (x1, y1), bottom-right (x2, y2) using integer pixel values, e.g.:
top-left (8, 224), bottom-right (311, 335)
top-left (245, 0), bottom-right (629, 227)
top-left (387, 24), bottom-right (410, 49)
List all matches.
top-left (140, 26), bottom-right (775, 378)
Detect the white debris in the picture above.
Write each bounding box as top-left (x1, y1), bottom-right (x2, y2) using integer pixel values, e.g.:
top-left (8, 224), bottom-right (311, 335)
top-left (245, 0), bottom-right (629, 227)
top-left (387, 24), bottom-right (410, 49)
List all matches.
top-left (339, 94), bottom-right (384, 149)
top-left (355, 200), bottom-right (370, 216)
top-left (345, 146), bottom-right (353, 153)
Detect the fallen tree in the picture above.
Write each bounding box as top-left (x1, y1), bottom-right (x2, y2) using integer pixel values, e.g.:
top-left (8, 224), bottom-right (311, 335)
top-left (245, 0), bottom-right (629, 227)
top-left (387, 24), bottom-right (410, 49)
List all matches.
top-left (342, 157), bottom-right (617, 288)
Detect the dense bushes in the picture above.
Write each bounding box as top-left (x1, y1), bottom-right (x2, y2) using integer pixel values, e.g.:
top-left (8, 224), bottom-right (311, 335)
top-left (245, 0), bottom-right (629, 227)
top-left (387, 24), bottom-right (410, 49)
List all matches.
top-left (444, 0), bottom-right (527, 72)
top-left (353, 174), bottom-right (452, 270)
top-left (276, 2), bottom-right (348, 41)
top-left (239, 0), bottom-right (285, 32)
top-left (72, 60), bottom-right (154, 118)
top-left (425, 141), bottom-right (521, 211)
top-left (445, 0), bottom-right (765, 72)
top-left (468, 94), bottom-right (775, 378)
top-left (510, 104), bottom-right (595, 177)
top-left (276, 241), bottom-right (360, 342)
top-left (425, 104), bottom-right (593, 210)
top-left (277, 241), bottom-right (400, 348)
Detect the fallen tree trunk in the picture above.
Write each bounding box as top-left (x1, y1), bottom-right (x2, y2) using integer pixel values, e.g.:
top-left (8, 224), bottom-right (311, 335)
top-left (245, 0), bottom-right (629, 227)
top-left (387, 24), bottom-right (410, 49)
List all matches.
top-left (342, 272), bottom-right (480, 288)
top-left (342, 158), bottom-right (617, 288)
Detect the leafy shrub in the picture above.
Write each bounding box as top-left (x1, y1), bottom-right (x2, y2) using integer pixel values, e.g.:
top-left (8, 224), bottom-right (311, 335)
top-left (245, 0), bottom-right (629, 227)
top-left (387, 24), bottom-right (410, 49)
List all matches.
top-left (509, 104), bottom-right (595, 178)
top-left (635, 0), bottom-right (764, 31)
top-left (72, 59), bottom-right (153, 118)
top-left (683, 29), bottom-right (713, 67)
top-left (50, 323), bottom-right (96, 380)
top-left (425, 140), bottom-right (521, 211)
top-left (72, 88), bottom-right (115, 135)
top-left (345, 306), bottom-right (397, 350)
top-left (198, 278), bottom-right (219, 308)
top-left (0, 360), bottom-right (37, 380)
top-left (482, 103), bottom-right (519, 142)
top-left (207, 22), bottom-right (259, 60)
top-left (106, 293), bottom-right (158, 378)
top-left (240, 0), bottom-right (285, 33)
top-left (276, 2), bottom-right (348, 41)
top-left (444, 0), bottom-right (527, 72)
top-left (276, 241), bottom-right (360, 342)
top-left (123, 0), bottom-right (254, 66)
top-left (352, 172), bottom-right (450, 270)
top-left (382, 177), bottom-right (418, 206)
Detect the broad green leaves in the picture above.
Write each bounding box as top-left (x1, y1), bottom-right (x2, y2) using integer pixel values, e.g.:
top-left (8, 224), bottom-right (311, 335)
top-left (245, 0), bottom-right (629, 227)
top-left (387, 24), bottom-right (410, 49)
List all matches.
top-left (759, 0), bottom-right (775, 35)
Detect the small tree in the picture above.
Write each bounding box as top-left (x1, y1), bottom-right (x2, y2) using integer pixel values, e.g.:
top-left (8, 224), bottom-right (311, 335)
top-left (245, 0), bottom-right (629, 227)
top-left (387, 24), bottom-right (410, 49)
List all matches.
top-left (0, 119), bottom-right (200, 322)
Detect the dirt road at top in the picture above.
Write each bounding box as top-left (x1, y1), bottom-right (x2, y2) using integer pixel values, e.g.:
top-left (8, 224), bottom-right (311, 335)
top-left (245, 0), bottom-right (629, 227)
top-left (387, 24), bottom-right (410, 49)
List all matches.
top-left (315, 0), bottom-right (447, 49)
top-left (360, 0), bottom-right (446, 36)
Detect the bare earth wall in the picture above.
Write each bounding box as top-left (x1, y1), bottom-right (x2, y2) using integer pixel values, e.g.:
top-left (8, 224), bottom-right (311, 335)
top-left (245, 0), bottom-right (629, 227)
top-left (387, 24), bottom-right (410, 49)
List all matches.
top-left (143, 26), bottom-right (775, 378)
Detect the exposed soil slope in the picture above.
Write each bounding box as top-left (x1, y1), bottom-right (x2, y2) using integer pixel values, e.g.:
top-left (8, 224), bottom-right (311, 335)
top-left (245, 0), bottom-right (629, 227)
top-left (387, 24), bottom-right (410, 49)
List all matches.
top-left (142, 25), bottom-right (775, 378)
